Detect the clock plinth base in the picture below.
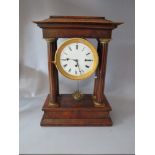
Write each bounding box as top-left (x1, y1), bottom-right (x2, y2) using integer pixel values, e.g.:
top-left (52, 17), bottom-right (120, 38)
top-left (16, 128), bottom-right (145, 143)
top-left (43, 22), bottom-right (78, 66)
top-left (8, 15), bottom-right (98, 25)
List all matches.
top-left (41, 94), bottom-right (112, 126)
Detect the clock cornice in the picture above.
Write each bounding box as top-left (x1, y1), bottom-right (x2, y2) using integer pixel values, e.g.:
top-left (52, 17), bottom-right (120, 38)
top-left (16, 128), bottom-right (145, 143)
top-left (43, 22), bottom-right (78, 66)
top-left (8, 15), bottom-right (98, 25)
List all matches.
top-left (34, 16), bottom-right (123, 38)
top-left (34, 16), bottom-right (122, 29)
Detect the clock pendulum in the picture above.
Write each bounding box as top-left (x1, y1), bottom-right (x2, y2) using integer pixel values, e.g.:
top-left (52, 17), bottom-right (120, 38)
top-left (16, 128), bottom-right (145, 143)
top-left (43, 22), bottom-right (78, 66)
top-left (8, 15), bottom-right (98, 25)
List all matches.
top-left (72, 80), bottom-right (83, 101)
top-left (34, 16), bottom-right (122, 126)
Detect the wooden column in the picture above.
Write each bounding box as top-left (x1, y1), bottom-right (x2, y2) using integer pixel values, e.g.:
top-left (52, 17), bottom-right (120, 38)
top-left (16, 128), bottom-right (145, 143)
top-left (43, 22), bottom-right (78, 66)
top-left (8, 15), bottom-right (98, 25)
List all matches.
top-left (46, 38), bottom-right (59, 107)
top-left (94, 38), bottom-right (110, 106)
top-left (93, 40), bottom-right (101, 97)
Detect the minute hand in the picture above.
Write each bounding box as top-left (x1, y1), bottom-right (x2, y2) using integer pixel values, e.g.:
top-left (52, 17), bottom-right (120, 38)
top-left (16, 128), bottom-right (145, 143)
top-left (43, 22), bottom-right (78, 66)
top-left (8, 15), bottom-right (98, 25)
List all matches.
top-left (76, 60), bottom-right (81, 74)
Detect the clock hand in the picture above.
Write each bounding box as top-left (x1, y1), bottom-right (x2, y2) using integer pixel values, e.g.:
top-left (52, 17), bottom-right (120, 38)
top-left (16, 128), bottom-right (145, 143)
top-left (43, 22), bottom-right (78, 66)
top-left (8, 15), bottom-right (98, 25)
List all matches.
top-left (69, 58), bottom-right (78, 61)
top-left (76, 60), bottom-right (81, 74)
top-left (61, 58), bottom-right (77, 62)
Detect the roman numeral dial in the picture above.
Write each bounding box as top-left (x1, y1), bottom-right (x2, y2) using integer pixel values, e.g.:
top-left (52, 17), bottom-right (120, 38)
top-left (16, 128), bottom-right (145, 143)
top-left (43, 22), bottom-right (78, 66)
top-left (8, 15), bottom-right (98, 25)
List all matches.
top-left (55, 38), bottom-right (98, 80)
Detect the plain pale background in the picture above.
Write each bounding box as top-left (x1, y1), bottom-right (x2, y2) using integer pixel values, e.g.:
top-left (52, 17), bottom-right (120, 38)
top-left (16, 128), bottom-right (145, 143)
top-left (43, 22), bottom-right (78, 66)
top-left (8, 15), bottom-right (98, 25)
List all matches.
top-left (19, 0), bottom-right (135, 154)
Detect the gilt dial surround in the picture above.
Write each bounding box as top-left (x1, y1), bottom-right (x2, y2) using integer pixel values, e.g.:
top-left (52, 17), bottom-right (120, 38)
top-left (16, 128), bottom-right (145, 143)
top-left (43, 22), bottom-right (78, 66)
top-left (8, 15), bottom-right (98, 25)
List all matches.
top-left (55, 38), bottom-right (99, 80)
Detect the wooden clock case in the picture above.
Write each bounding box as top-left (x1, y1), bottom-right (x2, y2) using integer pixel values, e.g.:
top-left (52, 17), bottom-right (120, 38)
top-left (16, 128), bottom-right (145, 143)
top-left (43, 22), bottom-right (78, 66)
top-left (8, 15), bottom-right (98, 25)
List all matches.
top-left (34, 16), bottom-right (122, 126)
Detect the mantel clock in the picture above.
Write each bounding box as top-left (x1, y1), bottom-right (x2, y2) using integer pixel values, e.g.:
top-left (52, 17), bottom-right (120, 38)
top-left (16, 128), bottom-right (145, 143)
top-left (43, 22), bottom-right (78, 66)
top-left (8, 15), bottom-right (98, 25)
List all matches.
top-left (34, 16), bottom-right (122, 126)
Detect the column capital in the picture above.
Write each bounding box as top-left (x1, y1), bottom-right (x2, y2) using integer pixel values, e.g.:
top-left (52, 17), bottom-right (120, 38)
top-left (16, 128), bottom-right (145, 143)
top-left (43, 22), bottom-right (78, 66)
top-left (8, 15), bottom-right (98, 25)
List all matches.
top-left (99, 38), bottom-right (111, 44)
top-left (45, 38), bottom-right (56, 43)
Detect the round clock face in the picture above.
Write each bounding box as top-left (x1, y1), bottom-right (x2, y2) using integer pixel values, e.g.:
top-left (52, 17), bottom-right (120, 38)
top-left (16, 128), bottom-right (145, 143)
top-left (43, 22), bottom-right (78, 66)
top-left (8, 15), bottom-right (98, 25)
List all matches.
top-left (55, 38), bottom-right (98, 80)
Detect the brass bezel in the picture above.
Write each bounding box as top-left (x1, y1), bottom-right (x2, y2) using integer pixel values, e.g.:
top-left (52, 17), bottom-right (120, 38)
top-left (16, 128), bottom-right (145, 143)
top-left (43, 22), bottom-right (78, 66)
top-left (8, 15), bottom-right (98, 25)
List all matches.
top-left (55, 38), bottom-right (98, 80)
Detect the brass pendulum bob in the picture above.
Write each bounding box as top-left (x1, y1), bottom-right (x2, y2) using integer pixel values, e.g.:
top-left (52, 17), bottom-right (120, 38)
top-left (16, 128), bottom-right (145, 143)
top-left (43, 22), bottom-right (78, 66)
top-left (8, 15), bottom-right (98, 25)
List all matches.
top-left (72, 80), bottom-right (84, 100)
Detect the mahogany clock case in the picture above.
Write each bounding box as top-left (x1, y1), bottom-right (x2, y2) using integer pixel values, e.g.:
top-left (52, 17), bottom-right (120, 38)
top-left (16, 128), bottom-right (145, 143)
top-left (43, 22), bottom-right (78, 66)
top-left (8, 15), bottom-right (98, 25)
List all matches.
top-left (34, 16), bottom-right (122, 126)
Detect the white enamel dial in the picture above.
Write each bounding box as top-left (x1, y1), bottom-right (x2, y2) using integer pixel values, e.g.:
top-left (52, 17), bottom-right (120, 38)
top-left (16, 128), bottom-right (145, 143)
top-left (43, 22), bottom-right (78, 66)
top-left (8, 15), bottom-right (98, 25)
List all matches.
top-left (55, 38), bottom-right (98, 80)
top-left (60, 42), bottom-right (94, 76)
